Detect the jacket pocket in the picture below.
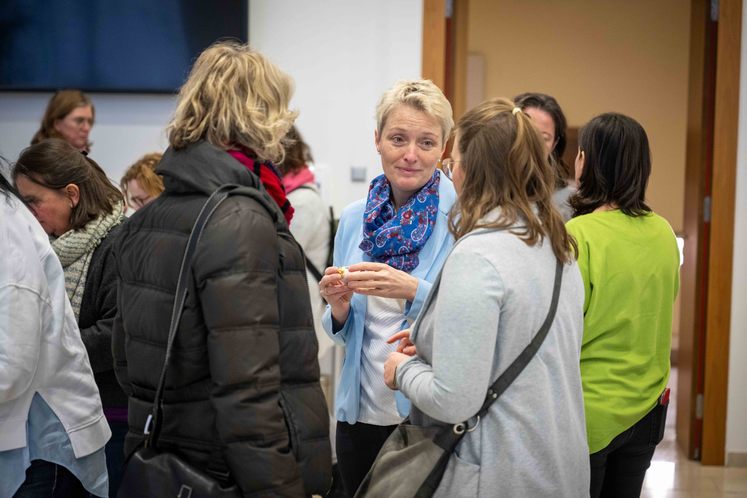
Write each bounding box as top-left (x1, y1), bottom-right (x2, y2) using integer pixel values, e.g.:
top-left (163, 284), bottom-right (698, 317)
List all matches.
top-left (278, 392), bottom-right (300, 454)
top-left (278, 384), bottom-right (332, 495)
top-left (435, 453), bottom-right (481, 498)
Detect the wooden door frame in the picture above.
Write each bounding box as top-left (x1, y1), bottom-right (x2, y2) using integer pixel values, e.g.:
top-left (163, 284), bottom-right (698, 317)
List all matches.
top-left (701, 0), bottom-right (741, 466)
top-left (677, 0), bottom-right (717, 461)
top-left (422, 0), bottom-right (469, 119)
top-left (422, 0), bottom-right (447, 91)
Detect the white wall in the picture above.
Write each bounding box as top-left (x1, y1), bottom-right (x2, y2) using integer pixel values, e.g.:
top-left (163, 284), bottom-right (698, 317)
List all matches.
top-left (249, 0), bottom-right (423, 213)
top-left (0, 93), bottom-right (174, 185)
top-left (725, 0), bottom-right (747, 464)
top-left (0, 1), bottom-right (423, 215)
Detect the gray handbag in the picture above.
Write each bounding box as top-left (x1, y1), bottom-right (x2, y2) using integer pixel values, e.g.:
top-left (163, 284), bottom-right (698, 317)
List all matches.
top-left (355, 256), bottom-right (564, 498)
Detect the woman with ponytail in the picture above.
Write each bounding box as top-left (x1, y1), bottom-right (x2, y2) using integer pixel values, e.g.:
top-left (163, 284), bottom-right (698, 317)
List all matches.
top-left (384, 98), bottom-right (589, 497)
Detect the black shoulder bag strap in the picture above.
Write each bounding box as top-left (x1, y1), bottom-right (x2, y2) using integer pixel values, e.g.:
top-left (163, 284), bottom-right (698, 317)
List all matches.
top-left (142, 184), bottom-right (239, 473)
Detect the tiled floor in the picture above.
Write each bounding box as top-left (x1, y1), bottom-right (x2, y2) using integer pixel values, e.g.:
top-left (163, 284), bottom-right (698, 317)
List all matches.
top-left (641, 369), bottom-right (747, 497)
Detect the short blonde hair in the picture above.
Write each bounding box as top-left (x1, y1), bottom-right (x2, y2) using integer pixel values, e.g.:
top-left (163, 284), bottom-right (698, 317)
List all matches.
top-left (120, 152), bottom-right (164, 198)
top-left (167, 41), bottom-right (297, 164)
top-left (375, 80), bottom-right (454, 144)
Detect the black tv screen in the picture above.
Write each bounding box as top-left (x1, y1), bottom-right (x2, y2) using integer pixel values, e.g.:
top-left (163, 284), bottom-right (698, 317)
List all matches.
top-left (0, 0), bottom-right (247, 93)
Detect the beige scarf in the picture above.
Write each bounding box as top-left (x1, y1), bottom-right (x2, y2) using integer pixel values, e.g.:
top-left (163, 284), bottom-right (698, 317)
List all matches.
top-left (52, 201), bottom-right (125, 320)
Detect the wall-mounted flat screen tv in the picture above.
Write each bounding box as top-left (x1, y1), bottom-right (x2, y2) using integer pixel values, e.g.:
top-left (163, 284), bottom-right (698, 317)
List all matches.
top-left (0, 0), bottom-right (247, 93)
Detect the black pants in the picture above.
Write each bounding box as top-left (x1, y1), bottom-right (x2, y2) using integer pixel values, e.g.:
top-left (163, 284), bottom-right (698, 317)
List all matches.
top-left (589, 402), bottom-right (668, 498)
top-left (335, 421), bottom-right (397, 497)
top-left (14, 460), bottom-right (89, 498)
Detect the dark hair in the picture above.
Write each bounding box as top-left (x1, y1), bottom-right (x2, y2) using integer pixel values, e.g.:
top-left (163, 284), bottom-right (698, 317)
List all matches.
top-left (13, 139), bottom-right (122, 231)
top-left (31, 90), bottom-right (95, 148)
top-left (514, 92), bottom-right (569, 187)
top-left (279, 126), bottom-right (314, 175)
top-left (449, 97), bottom-right (576, 263)
top-left (570, 112), bottom-right (652, 217)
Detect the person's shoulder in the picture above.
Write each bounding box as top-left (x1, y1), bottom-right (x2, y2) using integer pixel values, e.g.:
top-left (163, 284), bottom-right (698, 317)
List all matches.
top-left (288, 184), bottom-right (325, 207)
top-left (565, 212), bottom-right (596, 230)
top-left (0, 196), bottom-right (53, 284)
top-left (452, 226), bottom-right (516, 258)
top-left (437, 171), bottom-right (456, 215)
top-left (646, 211), bottom-right (676, 232)
top-left (199, 191), bottom-right (282, 248)
top-left (340, 198), bottom-right (366, 224)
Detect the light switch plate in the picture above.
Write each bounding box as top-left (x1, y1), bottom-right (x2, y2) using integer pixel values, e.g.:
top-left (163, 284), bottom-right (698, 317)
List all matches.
top-left (350, 166), bottom-right (367, 182)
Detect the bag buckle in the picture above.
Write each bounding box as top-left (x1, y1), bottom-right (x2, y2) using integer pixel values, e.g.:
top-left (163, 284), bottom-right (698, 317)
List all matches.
top-left (143, 414), bottom-right (153, 435)
top-left (453, 415), bottom-right (481, 435)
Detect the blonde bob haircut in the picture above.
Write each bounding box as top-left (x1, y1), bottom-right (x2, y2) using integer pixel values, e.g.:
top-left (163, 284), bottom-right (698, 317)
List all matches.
top-left (449, 98), bottom-right (577, 263)
top-left (120, 152), bottom-right (164, 198)
top-left (376, 80), bottom-right (454, 145)
top-left (168, 41), bottom-right (297, 164)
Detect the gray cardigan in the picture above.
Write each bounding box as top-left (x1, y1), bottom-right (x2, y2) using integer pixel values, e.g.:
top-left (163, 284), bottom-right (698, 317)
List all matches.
top-left (397, 221), bottom-right (590, 497)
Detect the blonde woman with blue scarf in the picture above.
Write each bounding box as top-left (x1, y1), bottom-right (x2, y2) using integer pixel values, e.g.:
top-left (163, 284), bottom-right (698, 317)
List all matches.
top-left (319, 80), bottom-right (456, 497)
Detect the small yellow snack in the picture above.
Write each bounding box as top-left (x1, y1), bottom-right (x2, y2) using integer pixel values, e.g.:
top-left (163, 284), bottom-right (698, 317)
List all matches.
top-left (337, 266), bottom-right (349, 281)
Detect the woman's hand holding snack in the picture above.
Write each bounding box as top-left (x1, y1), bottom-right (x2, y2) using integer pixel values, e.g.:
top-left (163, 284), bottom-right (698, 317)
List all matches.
top-left (320, 266), bottom-right (354, 327)
top-left (344, 262), bottom-right (419, 301)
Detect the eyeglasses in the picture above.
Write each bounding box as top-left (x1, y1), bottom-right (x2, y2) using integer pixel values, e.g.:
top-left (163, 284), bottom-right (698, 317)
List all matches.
top-left (440, 158), bottom-right (460, 180)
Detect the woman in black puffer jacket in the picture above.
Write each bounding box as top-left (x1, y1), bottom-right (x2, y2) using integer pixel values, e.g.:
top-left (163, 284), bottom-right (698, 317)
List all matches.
top-left (112, 41), bottom-right (331, 497)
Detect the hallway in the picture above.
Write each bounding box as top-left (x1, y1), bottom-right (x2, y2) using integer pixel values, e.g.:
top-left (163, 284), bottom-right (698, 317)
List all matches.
top-left (641, 369), bottom-right (747, 497)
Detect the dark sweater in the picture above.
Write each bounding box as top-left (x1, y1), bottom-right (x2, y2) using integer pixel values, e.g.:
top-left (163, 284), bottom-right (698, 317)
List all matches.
top-left (79, 221), bottom-right (128, 411)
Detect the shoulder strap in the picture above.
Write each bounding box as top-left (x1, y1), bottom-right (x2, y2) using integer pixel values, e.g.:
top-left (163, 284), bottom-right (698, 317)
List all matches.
top-left (475, 257), bottom-right (563, 418)
top-left (305, 256), bottom-right (325, 283)
top-left (144, 184), bottom-right (239, 448)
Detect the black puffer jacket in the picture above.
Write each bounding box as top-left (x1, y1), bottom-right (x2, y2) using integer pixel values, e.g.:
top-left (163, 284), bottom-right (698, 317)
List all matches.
top-left (112, 141), bottom-right (331, 496)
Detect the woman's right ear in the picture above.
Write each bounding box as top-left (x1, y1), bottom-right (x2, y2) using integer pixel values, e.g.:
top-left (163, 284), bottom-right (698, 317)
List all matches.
top-left (374, 130), bottom-right (381, 154)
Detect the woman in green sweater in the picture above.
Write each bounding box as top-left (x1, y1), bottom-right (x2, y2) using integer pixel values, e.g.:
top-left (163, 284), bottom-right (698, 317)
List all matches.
top-left (566, 113), bottom-right (680, 498)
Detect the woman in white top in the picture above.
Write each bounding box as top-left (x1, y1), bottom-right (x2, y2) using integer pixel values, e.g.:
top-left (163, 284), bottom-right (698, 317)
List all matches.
top-left (0, 171), bottom-right (110, 497)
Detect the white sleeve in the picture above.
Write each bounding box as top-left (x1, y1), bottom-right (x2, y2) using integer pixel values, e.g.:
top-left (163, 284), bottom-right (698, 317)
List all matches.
top-left (0, 283), bottom-right (44, 402)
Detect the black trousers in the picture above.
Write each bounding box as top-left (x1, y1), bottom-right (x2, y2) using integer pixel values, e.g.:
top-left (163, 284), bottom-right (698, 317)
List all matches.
top-left (589, 402), bottom-right (668, 498)
top-left (14, 460), bottom-right (89, 498)
top-left (335, 421), bottom-right (397, 497)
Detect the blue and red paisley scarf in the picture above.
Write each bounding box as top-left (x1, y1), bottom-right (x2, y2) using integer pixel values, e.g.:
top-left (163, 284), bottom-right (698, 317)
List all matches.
top-left (359, 171), bottom-right (440, 272)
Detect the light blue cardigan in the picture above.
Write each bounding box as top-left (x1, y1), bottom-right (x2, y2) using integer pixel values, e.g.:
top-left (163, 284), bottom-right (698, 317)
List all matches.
top-left (322, 171), bottom-right (456, 424)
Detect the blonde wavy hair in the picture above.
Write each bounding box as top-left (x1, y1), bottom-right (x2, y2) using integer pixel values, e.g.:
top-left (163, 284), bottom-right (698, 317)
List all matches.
top-left (449, 98), bottom-right (577, 263)
top-left (167, 41), bottom-right (297, 164)
top-left (376, 80), bottom-right (454, 144)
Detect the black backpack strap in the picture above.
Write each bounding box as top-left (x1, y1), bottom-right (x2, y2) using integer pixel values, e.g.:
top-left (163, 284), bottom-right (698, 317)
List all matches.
top-left (305, 256), bottom-right (325, 283)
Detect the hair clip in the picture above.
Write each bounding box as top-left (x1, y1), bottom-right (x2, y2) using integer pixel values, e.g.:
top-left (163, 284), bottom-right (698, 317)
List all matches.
top-left (512, 107), bottom-right (522, 116)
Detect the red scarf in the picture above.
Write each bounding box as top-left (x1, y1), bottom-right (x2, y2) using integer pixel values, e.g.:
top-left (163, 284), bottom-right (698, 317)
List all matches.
top-left (227, 148), bottom-right (294, 224)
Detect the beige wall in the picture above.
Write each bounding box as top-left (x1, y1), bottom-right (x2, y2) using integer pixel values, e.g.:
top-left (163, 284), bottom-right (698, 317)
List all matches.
top-left (467, 0), bottom-right (690, 232)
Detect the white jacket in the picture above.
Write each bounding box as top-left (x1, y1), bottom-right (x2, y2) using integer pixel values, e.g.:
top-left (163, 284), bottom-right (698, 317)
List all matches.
top-left (287, 183), bottom-right (334, 358)
top-left (0, 195), bottom-right (110, 457)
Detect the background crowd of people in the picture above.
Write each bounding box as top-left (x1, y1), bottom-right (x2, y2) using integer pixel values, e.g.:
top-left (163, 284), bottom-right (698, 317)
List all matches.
top-left (0, 40), bottom-right (679, 498)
